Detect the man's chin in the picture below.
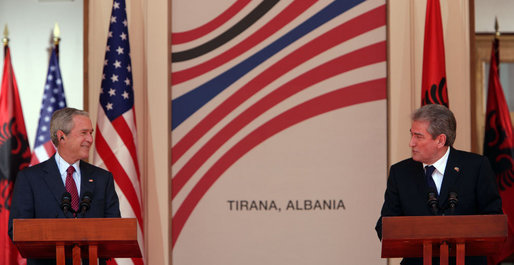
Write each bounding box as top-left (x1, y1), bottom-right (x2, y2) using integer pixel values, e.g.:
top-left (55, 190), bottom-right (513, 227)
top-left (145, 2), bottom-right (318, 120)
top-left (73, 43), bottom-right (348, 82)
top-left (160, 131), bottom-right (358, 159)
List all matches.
top-left (79, 150), bottom-right (90, 160)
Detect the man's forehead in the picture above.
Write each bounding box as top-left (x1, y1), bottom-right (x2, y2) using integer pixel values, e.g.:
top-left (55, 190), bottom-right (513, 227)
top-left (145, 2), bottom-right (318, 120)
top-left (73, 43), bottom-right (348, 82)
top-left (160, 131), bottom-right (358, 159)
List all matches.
top-left (410, 121), bottom-right (430, 133)
top-left (72, 115), bottom-right (93, 128)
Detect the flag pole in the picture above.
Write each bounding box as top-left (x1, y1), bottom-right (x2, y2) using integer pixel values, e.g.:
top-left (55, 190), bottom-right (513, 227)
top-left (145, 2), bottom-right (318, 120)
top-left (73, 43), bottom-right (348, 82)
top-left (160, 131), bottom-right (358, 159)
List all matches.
top-left (53, 23), bottom-right (60, 60)
top-left (2, 24), bottom-right (8, 58)
top-left (494, 17), bottom-right (500, 73)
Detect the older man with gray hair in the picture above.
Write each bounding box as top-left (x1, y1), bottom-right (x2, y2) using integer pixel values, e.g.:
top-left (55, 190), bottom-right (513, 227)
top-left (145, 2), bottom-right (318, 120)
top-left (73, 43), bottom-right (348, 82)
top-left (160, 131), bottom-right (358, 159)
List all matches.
top-left (376, 104), bottom-right (502, 265)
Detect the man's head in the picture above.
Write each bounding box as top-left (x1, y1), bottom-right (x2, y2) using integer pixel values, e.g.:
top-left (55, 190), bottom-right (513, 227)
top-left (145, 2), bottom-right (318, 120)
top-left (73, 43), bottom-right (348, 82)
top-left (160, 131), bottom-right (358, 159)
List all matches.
top-left (50, 108), bottom-right (93, 164)
top-left (409, 104), bottom-right (456, 164)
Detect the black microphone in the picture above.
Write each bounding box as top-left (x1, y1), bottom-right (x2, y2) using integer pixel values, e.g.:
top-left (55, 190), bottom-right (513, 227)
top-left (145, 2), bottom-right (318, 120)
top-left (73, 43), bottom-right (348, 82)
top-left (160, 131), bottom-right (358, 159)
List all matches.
top-left (427, 188), bottom-right (439, 215)
top-left (61, 192), bottom-right (74, 217)
top-left (447, 191), bottom-right (458, 215)
top-left (79, 192), bottom-right (93, 217)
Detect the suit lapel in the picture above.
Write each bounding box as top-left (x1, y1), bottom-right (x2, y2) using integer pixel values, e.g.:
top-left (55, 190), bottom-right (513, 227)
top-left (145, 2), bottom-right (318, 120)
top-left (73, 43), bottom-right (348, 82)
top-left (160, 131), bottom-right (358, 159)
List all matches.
top-left (439, 147), bottom-right (462, 207)
top-left (43, 155), bottom-right (67, 203)
top-left (80, 161), bottom-right (96, 197)
top-left (412, 160), bottom-right (428, 197)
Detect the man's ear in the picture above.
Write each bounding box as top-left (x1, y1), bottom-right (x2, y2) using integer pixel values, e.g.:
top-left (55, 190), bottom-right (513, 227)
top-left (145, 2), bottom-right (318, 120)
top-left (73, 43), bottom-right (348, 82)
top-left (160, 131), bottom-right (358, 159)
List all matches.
top-left (437, 134), bottom-right (447, 147)
top-left (57, 130), bottom-right (65, 141)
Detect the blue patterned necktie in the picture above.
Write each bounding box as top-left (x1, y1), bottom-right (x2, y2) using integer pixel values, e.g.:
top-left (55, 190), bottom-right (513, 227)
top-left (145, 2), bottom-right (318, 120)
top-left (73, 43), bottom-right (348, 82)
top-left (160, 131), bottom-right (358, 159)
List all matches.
top-left (425, 165), bottom-right (437, 194)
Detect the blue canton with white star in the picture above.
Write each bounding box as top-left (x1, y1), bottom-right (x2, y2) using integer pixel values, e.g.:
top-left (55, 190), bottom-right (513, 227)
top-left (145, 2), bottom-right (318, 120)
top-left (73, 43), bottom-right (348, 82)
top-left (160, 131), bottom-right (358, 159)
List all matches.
top-left (34, 48), bottom-right (67, 147)
top-left (100, 0), bottom-right (134, 121)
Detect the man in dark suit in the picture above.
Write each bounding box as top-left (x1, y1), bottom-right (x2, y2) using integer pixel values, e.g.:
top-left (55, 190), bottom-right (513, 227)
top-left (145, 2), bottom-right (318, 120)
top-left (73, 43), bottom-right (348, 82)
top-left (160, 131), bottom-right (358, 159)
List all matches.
top-left (8, 108), bottom-right (120, 265)
top-left (376, 104), bottom-right (502, 265)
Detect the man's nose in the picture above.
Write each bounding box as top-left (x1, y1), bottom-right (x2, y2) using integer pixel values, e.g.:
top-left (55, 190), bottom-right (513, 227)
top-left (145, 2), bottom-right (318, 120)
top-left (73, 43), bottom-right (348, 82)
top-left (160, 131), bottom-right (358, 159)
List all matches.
top-left (409, 137), bottom-right (415, 147)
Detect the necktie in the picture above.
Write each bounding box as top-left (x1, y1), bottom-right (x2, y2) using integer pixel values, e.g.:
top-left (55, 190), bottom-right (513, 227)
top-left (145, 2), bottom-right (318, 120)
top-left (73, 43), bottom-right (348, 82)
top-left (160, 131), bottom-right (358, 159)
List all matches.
top-left (66, 166), bottom-right (79, 212)
top-left (425, 165), bottom-right (437, 194)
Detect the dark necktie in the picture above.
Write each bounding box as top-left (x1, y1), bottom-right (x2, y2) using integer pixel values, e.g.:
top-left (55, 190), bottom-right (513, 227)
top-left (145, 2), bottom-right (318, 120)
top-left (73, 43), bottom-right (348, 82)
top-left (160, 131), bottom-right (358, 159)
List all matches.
top-left (425, 165), bottom-right (437, 194)
top-left (66, 166), bottom-right (79, 212)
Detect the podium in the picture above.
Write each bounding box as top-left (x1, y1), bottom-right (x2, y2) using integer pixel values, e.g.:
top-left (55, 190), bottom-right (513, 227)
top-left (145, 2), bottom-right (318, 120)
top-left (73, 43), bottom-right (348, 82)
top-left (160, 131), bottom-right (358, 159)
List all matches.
top-left (13, 218), bottom-right (142, 265)
top-left (381, 215), bottom-right (507, 265)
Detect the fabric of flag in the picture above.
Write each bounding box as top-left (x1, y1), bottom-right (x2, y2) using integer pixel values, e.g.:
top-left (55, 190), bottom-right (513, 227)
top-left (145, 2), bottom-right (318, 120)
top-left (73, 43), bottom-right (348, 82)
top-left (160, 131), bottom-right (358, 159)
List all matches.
top-left (30, 48), bottom-right (66, 165)
top-left (0, 46), bottom-right (30, 265)
top-left (484, 38), bottom-right (514, 265)
top-left (92, 0), bottom-right (144, 264)
top-left (421, 0), bottom-right (448, 107)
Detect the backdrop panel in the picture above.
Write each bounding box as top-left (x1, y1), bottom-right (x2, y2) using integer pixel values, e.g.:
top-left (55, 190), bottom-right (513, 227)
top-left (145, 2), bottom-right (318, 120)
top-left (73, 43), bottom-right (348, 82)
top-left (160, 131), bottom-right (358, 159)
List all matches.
top-left (171, 0), bottom-right (387, 264)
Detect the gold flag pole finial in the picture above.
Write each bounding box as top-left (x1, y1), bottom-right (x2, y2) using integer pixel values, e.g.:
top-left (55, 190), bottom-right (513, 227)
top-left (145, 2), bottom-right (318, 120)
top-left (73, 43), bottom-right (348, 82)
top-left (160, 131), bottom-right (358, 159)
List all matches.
top-left (495, 17), bottom-right (500, 38)
top-left (2, 24), bottom-right (9, 47)
top-left (53, 22), bottom-right (61, 46)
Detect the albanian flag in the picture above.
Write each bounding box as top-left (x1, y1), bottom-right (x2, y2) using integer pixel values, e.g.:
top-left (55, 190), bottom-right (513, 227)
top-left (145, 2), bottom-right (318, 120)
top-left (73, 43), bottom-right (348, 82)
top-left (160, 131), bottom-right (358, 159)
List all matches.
top-left (421, 0), bottom-right (448, 107)
top-left (484, 37), bottom-right (514, 265)
top-left (0, 46), bottom-right (31, 265)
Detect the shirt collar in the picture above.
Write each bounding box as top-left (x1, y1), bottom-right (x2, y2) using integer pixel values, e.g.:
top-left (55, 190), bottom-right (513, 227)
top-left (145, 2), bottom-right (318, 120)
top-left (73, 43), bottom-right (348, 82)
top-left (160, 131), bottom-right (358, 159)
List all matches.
top-left (55, 151), bottom-right (80, 175)
top-left (423, 147), bottom-right (450, 175)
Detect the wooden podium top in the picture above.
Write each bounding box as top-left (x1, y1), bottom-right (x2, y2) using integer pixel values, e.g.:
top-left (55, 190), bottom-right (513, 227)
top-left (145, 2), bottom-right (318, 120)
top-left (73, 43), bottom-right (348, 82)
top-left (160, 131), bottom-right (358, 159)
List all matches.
top-left (13, 218), bottom-right (142, 259)
top-left (381, 215), bottom-right (508, 258)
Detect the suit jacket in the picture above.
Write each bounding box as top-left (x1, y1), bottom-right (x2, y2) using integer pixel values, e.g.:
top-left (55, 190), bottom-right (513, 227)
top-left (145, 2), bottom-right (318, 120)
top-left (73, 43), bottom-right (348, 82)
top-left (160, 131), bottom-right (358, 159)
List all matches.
top-left (8, 155), bottom-right (121, 265)
top-left (375, 147), bottom-right (502, 265)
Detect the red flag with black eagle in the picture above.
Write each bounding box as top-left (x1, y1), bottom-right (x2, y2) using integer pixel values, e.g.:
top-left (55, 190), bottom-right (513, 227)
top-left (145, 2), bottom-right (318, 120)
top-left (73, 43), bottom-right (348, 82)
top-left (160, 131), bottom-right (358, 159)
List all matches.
top-left (421, 0), bottom-right (449, 107)
top-left (484, 37), bottom-right (514, 265)
top-left (0, 46), bottom-right (30, 265)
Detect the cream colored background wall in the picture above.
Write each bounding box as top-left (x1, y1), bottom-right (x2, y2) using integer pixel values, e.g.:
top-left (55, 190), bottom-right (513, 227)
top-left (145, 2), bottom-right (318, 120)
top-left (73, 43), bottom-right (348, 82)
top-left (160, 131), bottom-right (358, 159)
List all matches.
top-left (87, 0), bottom-right (170, 264)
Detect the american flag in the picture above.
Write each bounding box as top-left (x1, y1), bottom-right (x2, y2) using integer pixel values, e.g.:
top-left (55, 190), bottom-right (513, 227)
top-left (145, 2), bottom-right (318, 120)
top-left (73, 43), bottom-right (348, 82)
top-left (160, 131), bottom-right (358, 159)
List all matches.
top-left (92, 0), bottom-right (144, 264)
top-left (30, 48), bottom-right (66, 165)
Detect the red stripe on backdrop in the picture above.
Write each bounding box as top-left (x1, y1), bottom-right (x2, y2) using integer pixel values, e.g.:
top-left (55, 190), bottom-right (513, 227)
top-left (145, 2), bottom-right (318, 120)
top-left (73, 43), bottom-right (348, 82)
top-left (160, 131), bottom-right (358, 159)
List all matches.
top-left (172, 78), bottom-right (387, 246)
top-left (172, 0), bottom-right (251, 45)
top-left (171, 4), bottom-right (386, 166)
top-left (94, 127), bottom-right (143, 225)
top-left (172, 0), bottom-right (316, 85)
top-left (112, 116), bottom-right (141, 176)
top-left (172, 41), bottom-right (386, 198)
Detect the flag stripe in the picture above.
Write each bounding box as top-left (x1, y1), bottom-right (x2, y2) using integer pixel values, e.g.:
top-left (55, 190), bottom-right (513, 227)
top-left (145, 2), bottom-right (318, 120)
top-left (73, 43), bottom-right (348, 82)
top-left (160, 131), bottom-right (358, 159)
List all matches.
top-left (94, 127), bottom-right (142, 225)
top-left (172, 40), bottom-right (386, 198)
top-left (172, 78), bottom-right (386, 246)
top-left (172, 0), bottom-right (317, 85)
top-left (172, 61), bottom-right (386, 216)
top-left (172, 0), bottom-right (279, 62)
top-left (172, 4), bottom-right (385, 166)
top-left (112, 116), bottom-right (140, 176)
top-left (171, 0), bottom-right (367, 129)
top-left (172, 0), bottom-right (251, 45)
top-left (172, 0), bottom-right (384, 141)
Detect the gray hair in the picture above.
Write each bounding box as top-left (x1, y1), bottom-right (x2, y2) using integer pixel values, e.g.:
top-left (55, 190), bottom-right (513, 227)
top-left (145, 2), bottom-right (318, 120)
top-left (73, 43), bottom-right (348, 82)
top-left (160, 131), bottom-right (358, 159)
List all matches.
top-left (412, 104), bottom-right (456, 146)
top-left (50, 108), bottom-right (90, 146)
